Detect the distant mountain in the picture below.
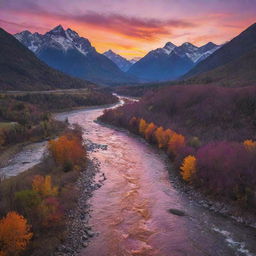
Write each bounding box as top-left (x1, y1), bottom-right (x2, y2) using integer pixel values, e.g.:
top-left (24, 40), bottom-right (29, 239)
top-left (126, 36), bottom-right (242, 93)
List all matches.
top-left (184, 23), bottom-right (256, 79)
top-left (130, 57), bottom-right (140, 65)
top-left (15, 25), bottom-right (137, 85)
top-left (128, 41), bottom-right (219, 82)
top-left (103, 50), bottom-right (133, 72)
top-left (0, 28), bottom-right (95, 91)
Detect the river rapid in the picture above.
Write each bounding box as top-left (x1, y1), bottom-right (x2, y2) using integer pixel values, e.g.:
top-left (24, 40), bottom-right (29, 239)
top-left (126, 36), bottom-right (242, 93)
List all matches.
top-left (55, 100), bottom-right (256, 256)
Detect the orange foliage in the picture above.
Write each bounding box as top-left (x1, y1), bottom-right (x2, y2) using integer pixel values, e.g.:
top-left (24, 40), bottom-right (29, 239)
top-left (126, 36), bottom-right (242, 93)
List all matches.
top-left (243, 139), bottom-right (256, 152)
top-left (144, 122), bottom-right (157, 141)
top-left (32, 175), bottom-right (58, 197)
top-left (180, 155), bottom-right (197, 182)
top-left (154, 127), bottom-right (172, 149)
top-left (168, 133), bottom-right (185, 155)
top-left (48, 134), bottom-right (85, 166)
top-left (139, 119), bottom-right (148, 136)
top-left (0, 211), bottom-right (32, 256)
top-left (165, 129), bottom-right (174, 142)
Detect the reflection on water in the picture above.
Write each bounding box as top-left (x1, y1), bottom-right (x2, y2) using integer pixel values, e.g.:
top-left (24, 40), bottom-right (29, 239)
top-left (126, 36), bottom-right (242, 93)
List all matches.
top-left (56, 103), bottom-right (256, 256)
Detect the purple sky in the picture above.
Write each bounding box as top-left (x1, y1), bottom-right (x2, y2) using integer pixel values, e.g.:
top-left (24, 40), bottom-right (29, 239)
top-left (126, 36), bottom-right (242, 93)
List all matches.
top-left (1, 0), bottom-right (255, 57)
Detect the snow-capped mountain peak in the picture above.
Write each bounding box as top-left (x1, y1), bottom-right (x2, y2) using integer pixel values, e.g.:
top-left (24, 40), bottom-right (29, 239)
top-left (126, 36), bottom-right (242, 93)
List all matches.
top-left (15, 25), bottom-right (94, 56)
top-left (172, 42), bottom-right (219, 63)
top-left (49, 25), bottom-right (65, 33)
top-left (163, 42), bottom-right (177, 54)
top-left (65, 28), bottom-right (79, 40)
top-left (142, 40), bottom-right (219, 63)
top-left (179, 42), bottom-right (198, 52)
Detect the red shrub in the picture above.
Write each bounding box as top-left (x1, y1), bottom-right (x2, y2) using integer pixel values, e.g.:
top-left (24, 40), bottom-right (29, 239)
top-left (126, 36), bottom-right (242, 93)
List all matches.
top-left (196, 142), bottom-right (256, 202)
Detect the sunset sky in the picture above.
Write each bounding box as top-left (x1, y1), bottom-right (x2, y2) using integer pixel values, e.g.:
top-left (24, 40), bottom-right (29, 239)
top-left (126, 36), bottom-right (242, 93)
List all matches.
top-left (1, 0), bottom-right (256, 58)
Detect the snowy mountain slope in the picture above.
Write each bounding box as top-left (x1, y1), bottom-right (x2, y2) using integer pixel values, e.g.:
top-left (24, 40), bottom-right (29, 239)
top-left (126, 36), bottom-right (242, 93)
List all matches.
top-left (0, 28), bottom-right (95, 90)
top-left (15, 25), bottom-right (137, 85)
top-left (128, 41), bottom-right (220, 81)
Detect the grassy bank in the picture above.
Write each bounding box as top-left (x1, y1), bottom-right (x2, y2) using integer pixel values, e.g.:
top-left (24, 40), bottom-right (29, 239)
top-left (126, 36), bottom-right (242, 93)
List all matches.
top-left (0, 90), bottom-right (118, 166)
top-left (1, 89), bottom-right (118, 112)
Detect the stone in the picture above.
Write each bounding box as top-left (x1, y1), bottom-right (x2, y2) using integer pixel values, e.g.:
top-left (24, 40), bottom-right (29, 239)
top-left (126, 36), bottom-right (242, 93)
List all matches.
top-left (168, 208), bottom-right (186, 216)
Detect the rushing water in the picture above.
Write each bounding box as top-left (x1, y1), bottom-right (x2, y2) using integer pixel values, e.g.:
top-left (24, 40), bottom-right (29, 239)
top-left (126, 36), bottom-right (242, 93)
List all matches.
top-left (56, 100), bottom-right (256, 256)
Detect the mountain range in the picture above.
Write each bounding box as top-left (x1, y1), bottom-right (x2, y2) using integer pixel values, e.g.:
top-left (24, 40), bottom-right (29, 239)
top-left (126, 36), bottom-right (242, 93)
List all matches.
top-left (15, 25), bottom-right (138, 85)
top-left (127, 42), bottom-right (220, 82)
top-left (11, 22), bottom-right (256, 87)
top-left (0, 28), bottom-right (94, 91)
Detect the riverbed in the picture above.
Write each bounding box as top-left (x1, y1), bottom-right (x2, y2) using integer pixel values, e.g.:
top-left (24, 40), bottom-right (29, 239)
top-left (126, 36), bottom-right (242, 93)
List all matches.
top-left (0, 141), bottom-right (47, 179)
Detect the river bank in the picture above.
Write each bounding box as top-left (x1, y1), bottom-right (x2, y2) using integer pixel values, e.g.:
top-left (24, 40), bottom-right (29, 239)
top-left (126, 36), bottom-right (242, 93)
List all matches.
top-left (55, 141), bottom-right (108, 256)
top-left (0, 98), bottom-right (122, 179)
top-left (2, 96), bottom-right (256, 256)
top-left (166, 160), bottom-right (256, 228)
top-left (97, 119), bottom-right (256, 229)
top-left (99, 113), bottom-right (256, 227)
top-left (57, 103), bottom-right (256, 256)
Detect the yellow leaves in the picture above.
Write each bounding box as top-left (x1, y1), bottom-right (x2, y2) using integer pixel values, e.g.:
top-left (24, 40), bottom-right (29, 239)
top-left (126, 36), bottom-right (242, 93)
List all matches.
top-left (131, 117), bottom-right (186, 154)
top-left (180, 155), bottom-right (197, 182)
top-left (243, 139), bottom-right (256, 152)
top-left (0, 211), bottom-right (32, 256)
top-left (139, 119), bottom-right (148, 135)
top-left (32, 175), bottom-right (58, 197)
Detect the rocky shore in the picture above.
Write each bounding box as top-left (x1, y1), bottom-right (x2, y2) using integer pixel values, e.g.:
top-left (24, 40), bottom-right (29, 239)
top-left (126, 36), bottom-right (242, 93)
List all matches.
top-left (55, 141), bottom-right (107, 256)
top-left (165, 157), bottom-right (256, 229)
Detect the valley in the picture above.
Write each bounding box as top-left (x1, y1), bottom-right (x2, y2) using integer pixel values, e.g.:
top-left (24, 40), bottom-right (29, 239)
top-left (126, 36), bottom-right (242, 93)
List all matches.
top-left (57, 98), bottom-right (256, 256)
top-left (0, 3), bottom-right (256, 255)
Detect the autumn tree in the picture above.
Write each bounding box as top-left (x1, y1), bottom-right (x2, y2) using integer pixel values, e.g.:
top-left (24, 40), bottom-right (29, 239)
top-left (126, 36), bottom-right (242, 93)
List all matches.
top-left (139, 119), bottom-right (148, 136)
top-left (165, 129), bottom-right (174, 142)
top-left (145, 122), bottom-right (157, 141)
top-left (0, 211), bottom-right (32, 256)
top-left (154, 127), bottom-right (165, 148)
top-left (48, 134), bottom-right (86, 169)
top-left (180, 155), bottom-right (197, 182)
top-left (168, 133), bottom-right (185, 155)
top-left (243, 139), bottom-right (256, 152)
top-left (32, 175), bottom-right (58, 198)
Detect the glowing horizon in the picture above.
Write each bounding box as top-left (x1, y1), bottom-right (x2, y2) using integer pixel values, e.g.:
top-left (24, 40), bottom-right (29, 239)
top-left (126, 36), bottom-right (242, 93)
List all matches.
top-left (1, 0), bottom-right (255, 58)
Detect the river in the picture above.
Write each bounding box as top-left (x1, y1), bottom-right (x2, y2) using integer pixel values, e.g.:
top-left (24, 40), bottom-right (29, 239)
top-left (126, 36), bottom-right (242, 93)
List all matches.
top-left (55, 100), bottom-right (256, 256)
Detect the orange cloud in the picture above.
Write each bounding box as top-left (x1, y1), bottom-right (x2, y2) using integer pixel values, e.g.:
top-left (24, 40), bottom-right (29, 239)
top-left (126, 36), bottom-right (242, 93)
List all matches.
top-left (1, 2), bottom-right (255, 58)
